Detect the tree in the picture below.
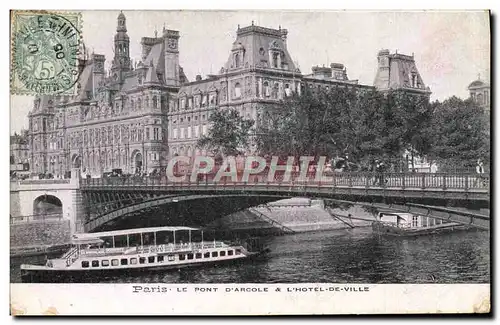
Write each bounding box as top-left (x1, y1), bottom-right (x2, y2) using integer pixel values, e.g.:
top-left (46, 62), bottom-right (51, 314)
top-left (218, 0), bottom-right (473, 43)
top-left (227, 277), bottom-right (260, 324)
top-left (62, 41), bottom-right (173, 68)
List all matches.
top-left (197, 108), bottom-right (255, 157)
top-left (426, 96), bottom-right (490, 170)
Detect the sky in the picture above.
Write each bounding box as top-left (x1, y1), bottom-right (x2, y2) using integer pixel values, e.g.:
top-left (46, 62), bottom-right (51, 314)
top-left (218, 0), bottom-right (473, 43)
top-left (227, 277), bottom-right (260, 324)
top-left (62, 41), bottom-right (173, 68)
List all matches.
top-left (10, 10), bottom-right (490, 133)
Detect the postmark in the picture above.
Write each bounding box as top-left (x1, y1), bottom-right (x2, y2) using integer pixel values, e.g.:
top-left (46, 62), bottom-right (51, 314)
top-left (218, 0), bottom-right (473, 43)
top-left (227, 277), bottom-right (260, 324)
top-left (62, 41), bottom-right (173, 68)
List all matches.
top-left (10, 11), bottom-right (83, 95)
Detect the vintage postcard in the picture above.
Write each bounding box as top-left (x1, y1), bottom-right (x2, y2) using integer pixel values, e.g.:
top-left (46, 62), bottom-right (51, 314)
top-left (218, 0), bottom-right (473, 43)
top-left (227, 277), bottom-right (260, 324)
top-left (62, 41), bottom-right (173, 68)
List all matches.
top-left (9, 9), bottom-right (491, 315)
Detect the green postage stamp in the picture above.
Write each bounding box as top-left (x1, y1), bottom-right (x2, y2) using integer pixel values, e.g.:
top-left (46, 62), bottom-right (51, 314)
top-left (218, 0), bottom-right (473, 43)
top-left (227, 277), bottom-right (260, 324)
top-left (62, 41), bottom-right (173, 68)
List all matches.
top-left (10, 10), bottom-right (83, 95)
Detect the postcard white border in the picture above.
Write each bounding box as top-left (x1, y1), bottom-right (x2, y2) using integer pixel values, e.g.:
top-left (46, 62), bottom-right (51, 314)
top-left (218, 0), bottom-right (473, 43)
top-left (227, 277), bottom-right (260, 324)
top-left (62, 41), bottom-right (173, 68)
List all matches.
top-left (4, 0), bottom-right (497, 321)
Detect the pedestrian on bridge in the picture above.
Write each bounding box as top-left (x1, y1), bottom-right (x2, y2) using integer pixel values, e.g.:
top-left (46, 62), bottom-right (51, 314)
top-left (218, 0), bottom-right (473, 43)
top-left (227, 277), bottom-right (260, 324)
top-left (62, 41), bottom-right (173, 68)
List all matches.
top-left (475, 159), bottom-right (486, 187)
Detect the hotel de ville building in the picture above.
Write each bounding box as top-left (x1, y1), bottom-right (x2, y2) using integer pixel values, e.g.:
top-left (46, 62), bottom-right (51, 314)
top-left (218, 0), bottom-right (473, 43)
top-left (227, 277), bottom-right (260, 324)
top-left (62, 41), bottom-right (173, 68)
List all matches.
top-left (27, 12), bottom-right (430, 177)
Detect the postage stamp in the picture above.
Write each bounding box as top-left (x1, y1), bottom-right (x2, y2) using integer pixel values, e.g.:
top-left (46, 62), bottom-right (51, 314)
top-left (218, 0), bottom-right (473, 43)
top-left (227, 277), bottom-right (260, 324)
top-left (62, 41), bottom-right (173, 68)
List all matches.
top-left (10, 10), bottom-right (83, 96)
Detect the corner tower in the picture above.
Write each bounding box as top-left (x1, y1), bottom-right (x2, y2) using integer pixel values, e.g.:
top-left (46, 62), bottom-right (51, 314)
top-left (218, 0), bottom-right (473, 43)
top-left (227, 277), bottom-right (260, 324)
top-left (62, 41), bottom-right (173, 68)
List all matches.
top-left (111, 12), bottom-right (131, 83)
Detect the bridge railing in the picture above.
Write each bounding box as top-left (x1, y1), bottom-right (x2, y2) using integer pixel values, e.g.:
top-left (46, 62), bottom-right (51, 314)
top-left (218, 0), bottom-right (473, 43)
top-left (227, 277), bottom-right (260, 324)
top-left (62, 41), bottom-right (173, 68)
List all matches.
top-left (81, 172), bottom-right (489, 191)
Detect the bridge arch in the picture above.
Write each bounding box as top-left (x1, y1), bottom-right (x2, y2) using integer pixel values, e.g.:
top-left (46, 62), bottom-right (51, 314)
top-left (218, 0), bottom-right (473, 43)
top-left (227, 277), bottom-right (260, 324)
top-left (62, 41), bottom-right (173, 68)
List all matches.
top-left (84, 194), bottom-right (289, 232)
top-left (33, 194), bottom-right (63, 217)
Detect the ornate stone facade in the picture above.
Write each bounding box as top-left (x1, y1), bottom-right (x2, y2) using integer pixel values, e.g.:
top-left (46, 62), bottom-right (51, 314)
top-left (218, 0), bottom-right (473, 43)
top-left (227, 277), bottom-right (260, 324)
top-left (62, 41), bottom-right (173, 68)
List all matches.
top-left (28, 13), bottom-right (430, 176)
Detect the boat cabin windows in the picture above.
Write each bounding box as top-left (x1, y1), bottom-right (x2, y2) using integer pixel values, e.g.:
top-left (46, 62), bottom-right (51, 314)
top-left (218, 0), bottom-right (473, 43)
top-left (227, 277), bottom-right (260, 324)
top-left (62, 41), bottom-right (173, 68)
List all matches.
top-left (157, 255), bottom-right (164, 263)
top-left (204, 252), bottom-right (210, 258)
top-left (228, 250), bottom-right (233, 256)
top-left (101, 236), bottom-right (114, 248)
top-left (139, 257), bottom-right (146, 264)
top-left (187, 253), bottom-right (194, 260)
top-left (168, 255), bottom-right (175, 262)
top-left (102, 260), bottom-right (110, 267)
top-left (130, 258), bottom-right (138, 265)
top-left (92, 260), bottom-right (99, 267)
top-left (220, 251), bottom-right (226, 257)
top-left (81, 261), bottom-right (90, 268)
top-left (112, 259), bottom-right (119, 266)
top-left (195, 253), bottom-right (202, 259)
top-left (120, 258), bottom-right (128, 266)
top-left (212, 252), bottom-right (218, 258)
top-left (235, 249), bottom-right (241, 255)
top-left (179, 254), bottom-right (186, 261)
top-left (148, 256), bottom-right (155, 263)
top-left (412, 216), bottom-right (419, 227)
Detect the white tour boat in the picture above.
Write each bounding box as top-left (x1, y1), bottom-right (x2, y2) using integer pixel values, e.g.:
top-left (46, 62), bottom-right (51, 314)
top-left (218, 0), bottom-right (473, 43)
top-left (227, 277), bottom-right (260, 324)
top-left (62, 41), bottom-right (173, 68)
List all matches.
top-left (20, 226), bottom-right (270, 282)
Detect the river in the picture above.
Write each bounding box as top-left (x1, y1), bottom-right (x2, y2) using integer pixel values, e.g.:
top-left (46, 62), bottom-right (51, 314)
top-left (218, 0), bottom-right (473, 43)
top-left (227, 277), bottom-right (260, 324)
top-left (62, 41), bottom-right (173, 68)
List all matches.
top-left (10, 227), bottom-right (490, 283)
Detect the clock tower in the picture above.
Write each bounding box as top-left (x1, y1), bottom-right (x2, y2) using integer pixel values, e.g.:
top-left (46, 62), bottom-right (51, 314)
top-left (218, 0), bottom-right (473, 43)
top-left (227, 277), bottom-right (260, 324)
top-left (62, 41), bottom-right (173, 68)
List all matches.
top-left (163, 28), bottom-right (180, 87)
top-left (111, 11), bottom-right (131, 84)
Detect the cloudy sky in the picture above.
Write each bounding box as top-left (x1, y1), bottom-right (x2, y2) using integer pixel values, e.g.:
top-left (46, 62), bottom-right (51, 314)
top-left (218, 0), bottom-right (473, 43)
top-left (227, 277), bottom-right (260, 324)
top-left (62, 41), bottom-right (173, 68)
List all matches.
top-left (10, 10), bottom-right (490, 133)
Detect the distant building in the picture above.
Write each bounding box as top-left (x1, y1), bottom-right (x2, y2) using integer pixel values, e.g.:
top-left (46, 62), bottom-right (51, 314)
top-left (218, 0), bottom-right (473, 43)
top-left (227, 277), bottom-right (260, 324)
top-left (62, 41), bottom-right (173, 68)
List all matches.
top-left (26, 12), bottom-right (430, 176)
top-left (468, 75), bottom-right (490, 113)
top-left (10, 131), bottom-right (30, 174)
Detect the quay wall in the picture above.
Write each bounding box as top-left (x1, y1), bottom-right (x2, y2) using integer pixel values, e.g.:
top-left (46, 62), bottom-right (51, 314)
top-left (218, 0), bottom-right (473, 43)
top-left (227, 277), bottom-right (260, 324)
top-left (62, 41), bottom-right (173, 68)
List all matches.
top-left (10, 220), bottom-right (71, 248)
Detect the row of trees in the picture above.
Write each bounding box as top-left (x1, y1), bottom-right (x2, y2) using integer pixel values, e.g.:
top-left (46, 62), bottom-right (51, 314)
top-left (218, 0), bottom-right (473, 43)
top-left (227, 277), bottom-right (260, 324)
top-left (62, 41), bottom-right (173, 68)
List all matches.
top-left (197, 86), bottom-right (490, 171)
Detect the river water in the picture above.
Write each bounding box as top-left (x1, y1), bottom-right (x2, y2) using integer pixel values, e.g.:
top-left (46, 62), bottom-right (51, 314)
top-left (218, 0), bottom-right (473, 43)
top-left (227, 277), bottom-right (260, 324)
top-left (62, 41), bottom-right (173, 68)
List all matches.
top-left (10, 227), bottom-right (490, 283)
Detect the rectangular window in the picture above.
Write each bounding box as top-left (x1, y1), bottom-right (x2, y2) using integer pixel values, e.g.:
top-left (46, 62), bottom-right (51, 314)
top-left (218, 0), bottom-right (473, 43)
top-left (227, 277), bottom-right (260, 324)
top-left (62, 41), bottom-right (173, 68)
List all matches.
top-left (196, 253), bottom-right (202, 259)
top-left (202, 125), bottom-right (208, 136)
top-left (228, 250), bottom-right (233, 256)
top-left (235, 249), bottom-right (241, 255)
top-left (204, 252), bottom-right (210, 258)
top-left (146, 128), bottom-right (150, 140)
top-left (168, 255), bottom-right (175, 262)
top-left (81, 261), bottom-right (90, 268)
top-left (173, 128), bottom-right (178, 139)
top-left (187, 126), bottom-right (192, 139)
top-left (202, 95), bottom-right (207, 106)
top-left (121, 258), bottom-right (128, 265)
top-left (220, 251), bottom-right (226, 257)
top-left (158, 255), bottom-right (164, 263)
top-left (187, 253), bottom-right (194, 260)
top-left (92, 260), bottom-right (99, 267)
top-left (195, 126), bottom-right (200, 138)
top-left (153, 128), bottom-right (159, 140)
top-left (112, 259), bottom-right (119, 266)
top-left (102, 260), bottom-right (110, 267)
top-left (180, 128), bottom-right (185, 139)
top-left (179, 254), bottom-right (186, 261)
top-left (412, 216), bottom-right (419, 227)
top-left (139, 257), bottom-right (146, 264)
top-left (130, 258), bottom-right (138, 265)
top-left (148, 256), bottom-right (155, 263)
top-left (212, 251), bottom-right (218, 258)
top-left (188, 98), bottom-right (193, 108)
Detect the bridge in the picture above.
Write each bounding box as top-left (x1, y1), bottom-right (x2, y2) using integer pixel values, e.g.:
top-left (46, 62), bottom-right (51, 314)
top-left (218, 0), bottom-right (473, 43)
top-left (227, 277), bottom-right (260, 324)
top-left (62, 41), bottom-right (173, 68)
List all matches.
top-left (80, 171), bottom-right (490, 232)
top-left (10, 170), bottom-right (490, 235)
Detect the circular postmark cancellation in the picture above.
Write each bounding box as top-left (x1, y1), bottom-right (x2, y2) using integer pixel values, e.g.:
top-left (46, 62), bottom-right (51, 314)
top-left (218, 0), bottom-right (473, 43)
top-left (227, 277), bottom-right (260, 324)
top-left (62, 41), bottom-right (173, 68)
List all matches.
top-left (11, 11), bottom-right (83, 95)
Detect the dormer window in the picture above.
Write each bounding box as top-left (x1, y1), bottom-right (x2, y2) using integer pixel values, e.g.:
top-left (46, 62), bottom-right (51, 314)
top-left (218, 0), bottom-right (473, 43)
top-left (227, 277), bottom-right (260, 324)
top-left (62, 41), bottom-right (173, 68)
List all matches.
top-left (411, 73), bottom-right (417, 88)
top-left (263, 81), bottom-right (270, 97)
top-left (272, 53), bottom-right (279, 68)
top-left (234, 83), bottom-right (241, 99)
top-left (234, 53), bottom-right (240, 68)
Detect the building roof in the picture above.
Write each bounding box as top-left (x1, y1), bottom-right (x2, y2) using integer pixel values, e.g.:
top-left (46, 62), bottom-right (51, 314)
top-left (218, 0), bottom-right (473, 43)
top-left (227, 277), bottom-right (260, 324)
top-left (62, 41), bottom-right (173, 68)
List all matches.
top-left (468, 79), bottom-right (489, 89)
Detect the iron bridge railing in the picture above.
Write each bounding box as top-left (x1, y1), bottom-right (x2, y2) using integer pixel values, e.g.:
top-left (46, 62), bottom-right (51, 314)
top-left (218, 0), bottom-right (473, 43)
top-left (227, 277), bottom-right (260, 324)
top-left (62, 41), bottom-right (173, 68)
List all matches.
top-left (81, 172), bottom-right (490, 192)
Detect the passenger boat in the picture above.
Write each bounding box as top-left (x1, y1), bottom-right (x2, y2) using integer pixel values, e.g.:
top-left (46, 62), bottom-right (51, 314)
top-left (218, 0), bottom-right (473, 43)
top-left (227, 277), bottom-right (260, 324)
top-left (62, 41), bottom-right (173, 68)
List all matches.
top-left (20, 226), bottom-right (270, 283)
top-left (372, 212), bottom-right (471, 236)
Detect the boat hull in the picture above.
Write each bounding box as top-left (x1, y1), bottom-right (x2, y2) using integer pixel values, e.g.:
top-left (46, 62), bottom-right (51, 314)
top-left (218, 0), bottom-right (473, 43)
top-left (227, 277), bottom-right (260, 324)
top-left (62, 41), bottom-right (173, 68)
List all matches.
top-left (20, 249), bottom-right (270, 283)
top-left (372, 222), bottom-right (473, 237)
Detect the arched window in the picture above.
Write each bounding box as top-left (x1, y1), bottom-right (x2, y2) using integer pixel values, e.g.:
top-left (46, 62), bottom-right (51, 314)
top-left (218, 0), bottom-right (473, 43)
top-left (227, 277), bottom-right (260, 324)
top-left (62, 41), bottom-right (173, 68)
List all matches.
top-left (152, 96), bottom-right (157, 109)
top-left (234, 53), bottom-right (240, 68)
top-left (234, 83), bottom-right (241, 99)
top-left (477, 93), bottom-right (483, 105)
top-left (272, 52), bottom-right (279, 68)
top-left (272, 83), bottom-right (279, 99)
top-left (263, 81), bottom-right (270, 97)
